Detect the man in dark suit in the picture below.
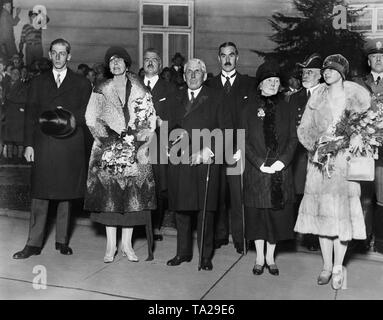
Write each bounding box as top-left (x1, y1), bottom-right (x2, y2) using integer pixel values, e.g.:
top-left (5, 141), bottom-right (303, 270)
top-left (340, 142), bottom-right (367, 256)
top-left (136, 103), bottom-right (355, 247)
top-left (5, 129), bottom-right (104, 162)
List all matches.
top-left (13, 38), bottom-right (92, 259)
top-left (166, 58), bottom-right (232, 270)
top-left (205, 42), bottom-right (255, 254)
top-left (289, 53), bottom-right (322, 251)
top-left (353, 38), bottom-right (383, 254)
top-left (143, 48), bottom-right (177, 241)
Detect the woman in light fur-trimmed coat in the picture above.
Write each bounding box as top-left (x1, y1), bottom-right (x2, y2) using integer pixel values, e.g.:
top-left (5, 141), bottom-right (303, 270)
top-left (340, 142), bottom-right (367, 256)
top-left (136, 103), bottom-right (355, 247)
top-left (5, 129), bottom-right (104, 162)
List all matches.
top-left (294, 54), bottom-right (371, 290)
top-left (84, 47), bottom-right (156, 263)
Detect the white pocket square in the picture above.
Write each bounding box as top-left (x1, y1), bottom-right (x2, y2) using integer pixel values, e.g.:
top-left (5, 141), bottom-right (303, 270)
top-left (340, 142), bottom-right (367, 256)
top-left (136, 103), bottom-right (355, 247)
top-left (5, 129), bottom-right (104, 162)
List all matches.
top-left (243, 96), bottom-right (248, 100)
top-left (159, 97), bottom-right (166, 102)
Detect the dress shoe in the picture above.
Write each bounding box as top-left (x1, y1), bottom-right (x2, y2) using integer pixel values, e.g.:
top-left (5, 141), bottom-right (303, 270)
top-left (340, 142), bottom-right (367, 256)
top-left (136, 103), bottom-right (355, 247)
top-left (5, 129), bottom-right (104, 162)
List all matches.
top-left (13, 245), bottom-right (41, 259)
top-left (104, 247), bottom-right (117, 263)
top-left (317, 270), bottom-right (332, 285)
top-left (166, 255), bottom-right (192, 266)
top-left (154, 234), bottom-right (163, 241)
top-left (122, 248), bottom-right (139, 262)
top-left (214, 239), bottom-right (229, 249)
top-left (252, 264), bottom-right (265, 275)
top-left (55, 242), bottom-right (73, 255)
top-left (331, 265), bottom-right (347, 290)
top-left (200, 258), bottom-right (213, 271)
top-left (266, 263), bottom-right (279, 276)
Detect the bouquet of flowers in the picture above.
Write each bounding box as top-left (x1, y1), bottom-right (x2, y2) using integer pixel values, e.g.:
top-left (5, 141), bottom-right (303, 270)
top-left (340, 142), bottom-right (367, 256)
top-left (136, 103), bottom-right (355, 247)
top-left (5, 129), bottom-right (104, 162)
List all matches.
top-left (313, 94), bottom-right (383, 175)
top-left (100, 94), bottom-right (156, 178)
top-left (100, 128), bottom-right (139, 177)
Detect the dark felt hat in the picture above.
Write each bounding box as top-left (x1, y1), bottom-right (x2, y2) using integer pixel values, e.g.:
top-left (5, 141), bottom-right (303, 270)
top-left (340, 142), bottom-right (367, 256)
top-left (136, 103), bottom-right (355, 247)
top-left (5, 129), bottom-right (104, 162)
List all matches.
top-left (256, 59), bottom-right (281, 85)
top-left (365, 38), bottom-right (383, 55)
top-left (39, 107), bottom-right (76, 138)
top-left (297, 53), bottom-right (323, 69)
top-left (104, 46), bottom-right (132, 68)
top-left (322, 54), bottom-right (349, 79)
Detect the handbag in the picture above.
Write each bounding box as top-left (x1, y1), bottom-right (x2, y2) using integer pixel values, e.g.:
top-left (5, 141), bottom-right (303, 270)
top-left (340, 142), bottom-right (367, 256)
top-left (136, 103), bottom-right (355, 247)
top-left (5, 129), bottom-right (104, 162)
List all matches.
top-left (346, 156), bottom-right (375, 181)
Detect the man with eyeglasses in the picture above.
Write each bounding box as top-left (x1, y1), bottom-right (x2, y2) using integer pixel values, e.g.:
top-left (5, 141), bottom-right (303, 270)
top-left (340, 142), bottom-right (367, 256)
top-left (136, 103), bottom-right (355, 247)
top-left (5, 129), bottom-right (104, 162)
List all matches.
top-left (166, 58), bottom-right (232, 271)
top-left (13, 38), bottom-right (92, 259)
top-left (142, 48), bottom-right (178, 241)
top-left (289, 53), bottom-right (322, 251)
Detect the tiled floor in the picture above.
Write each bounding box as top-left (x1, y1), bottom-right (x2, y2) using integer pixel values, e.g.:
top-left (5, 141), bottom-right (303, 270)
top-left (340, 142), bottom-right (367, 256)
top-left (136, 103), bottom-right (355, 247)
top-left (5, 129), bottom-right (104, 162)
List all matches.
top-left (0, 216), bottom-right (382, 300)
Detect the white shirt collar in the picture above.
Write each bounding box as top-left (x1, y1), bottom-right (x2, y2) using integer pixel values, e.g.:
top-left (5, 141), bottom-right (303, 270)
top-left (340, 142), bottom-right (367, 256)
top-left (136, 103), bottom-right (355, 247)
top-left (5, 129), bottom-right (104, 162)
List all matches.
top-left (221, 69), bottom-right (237, 86)
top-left (52, 68), bottom-right (67, 82)
top-left (371, 71), bottom-right (383, 82)
top-left (188, 86), bottom-right (203, 100)
top-left (308, 83), bottom-right (321, 95)
top-left (144, 75), bottom-right (159, 88)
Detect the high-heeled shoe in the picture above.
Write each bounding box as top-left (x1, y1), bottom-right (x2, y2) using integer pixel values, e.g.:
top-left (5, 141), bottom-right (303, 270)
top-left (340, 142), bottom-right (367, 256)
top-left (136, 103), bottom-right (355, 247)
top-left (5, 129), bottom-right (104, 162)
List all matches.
top-left (252, 264), bottom-right (265, 275)
top-left (317, 270), bottom-right (332, 285)
top-left (103, 247), bottom-right (117, 263)
top-left (331, 265), bottom-right (347, 290)
top-left (265, 263), bottom-right (279, 276)
top-left (121, 248), bottom-right (139, 262)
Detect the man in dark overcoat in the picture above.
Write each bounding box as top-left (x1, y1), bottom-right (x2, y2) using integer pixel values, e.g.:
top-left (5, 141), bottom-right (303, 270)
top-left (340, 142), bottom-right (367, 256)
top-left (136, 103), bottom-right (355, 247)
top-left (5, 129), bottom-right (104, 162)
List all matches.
top-left (166, 58), bottom-right (232, 270)
top-left (353, 38), bottom-right (383, 253)
top-left (205, 41), bottom-right (255, 254)
top-left (143, 47), bottom-right (178, 241)
top-left (13, 38), bottom-right (92, 259)
top-left (289, 53), bottom-right (322, 251)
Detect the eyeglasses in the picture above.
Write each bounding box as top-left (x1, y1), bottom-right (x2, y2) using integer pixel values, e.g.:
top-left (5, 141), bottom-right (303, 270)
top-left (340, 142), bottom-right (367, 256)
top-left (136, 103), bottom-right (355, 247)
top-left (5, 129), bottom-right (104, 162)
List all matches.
top-left (185, 69), bottom-right (203, 77)
top-left (144, 58), bottom-right (160, 63)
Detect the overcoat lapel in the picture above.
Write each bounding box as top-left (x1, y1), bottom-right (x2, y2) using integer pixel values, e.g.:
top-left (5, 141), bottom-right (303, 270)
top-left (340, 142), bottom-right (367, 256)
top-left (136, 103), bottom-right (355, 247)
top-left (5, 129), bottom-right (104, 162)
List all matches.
top-left (184, 86), bottom-right (209, 118)
top-left (363, 74), bottom-right (374, 93)
top-left (45, 69), bottom-right (77, 104)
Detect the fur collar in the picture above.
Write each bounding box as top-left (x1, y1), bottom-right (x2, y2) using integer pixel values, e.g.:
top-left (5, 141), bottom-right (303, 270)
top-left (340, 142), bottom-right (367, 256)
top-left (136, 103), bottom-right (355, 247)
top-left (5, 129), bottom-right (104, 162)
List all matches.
top-left (86, 72), bottom-right (153, 137)
top-left (298, 81), bottom-right (371, 152)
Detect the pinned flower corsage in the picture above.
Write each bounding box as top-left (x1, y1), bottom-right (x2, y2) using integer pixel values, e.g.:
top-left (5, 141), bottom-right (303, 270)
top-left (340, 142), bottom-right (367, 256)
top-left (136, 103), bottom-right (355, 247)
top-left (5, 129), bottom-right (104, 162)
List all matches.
top-left (257, 108), bottom-right (265, 119)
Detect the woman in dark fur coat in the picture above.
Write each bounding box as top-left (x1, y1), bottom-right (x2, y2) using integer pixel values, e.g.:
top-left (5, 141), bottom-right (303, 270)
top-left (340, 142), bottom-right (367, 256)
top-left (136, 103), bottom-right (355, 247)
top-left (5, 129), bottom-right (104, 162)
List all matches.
top-left (84, 47), bottom-right (156, 263)
top-left (242, 61), bottom-right (298, 276)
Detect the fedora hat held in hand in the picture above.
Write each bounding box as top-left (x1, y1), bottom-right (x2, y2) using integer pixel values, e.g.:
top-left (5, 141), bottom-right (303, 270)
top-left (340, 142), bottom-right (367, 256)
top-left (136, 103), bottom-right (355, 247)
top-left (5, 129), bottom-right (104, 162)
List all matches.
top-left (39, 107), bottom-right (76, 138)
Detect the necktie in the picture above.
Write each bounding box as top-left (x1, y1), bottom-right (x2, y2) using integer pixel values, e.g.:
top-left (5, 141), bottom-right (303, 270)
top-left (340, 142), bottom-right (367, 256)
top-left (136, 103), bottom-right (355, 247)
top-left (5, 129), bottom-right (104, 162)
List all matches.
top-left (56, 73), bottom-right (61, 88)
top-left (190, 91), bottom-right (195, 104)
top-left (307, 90), bottom-right (311, 99)
top-left (147, 80), bottom-right (151, 92)
top-left (185, 91), bottom-right (195, 114)
top-left (224, 76), bottom-right (231, 94)
top-left (377, 76), bottom-right (381, 86)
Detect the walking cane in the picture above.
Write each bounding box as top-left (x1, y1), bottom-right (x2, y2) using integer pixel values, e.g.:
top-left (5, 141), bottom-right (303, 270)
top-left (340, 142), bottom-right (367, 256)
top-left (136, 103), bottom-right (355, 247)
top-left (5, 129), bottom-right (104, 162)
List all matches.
top-left (239, 155), bottom-right (247, 255)
top-left (198, 160), bottom-right (212, 271)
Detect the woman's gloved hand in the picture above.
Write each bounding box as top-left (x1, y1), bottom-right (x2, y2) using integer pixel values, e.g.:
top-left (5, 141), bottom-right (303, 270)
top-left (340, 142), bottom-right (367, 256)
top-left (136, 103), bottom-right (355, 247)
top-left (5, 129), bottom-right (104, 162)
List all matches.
top-left (270, 160), bottom-right (285, 172)
top-left (260, 163), bottom-right (275, 174)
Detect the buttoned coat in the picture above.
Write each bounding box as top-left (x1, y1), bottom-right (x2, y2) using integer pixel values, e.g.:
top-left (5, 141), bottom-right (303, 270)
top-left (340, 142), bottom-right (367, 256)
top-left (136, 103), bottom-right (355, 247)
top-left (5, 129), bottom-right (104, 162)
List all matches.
top-left (167, 85), bottom-right (232, 211)
top-left (24, 69), bottom-right (92, 199)
top-left (241, 93), bottom-right (298, 208)
top-left (205, 73), bottom-right (255, 132)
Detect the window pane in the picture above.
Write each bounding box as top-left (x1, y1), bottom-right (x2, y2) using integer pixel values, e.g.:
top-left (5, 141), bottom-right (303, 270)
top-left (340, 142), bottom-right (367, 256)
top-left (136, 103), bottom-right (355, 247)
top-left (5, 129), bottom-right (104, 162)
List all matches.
top-left (350, 9), bottom-right (372, 31)
top-left (169, 5), bottom-right (189, 26)
top-left (143, 5), bottom-right (163, 26)
top-left (378, 9), bottom-right (383, 30)
top-left (143, 33), bottom-right (163, 62)
top-left (169, 34), bottom-right (188, 66)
